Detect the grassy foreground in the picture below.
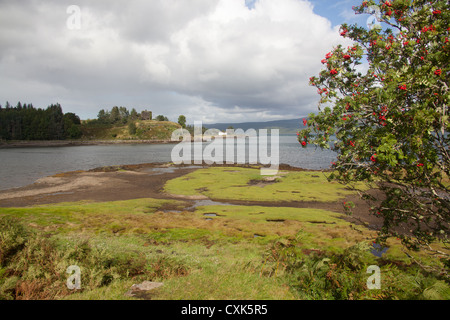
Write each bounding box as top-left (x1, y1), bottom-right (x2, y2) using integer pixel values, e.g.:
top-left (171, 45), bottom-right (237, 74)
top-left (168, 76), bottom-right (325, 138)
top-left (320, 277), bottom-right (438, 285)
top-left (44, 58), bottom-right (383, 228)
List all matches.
top-left (0, 167), bottom-right (449, 300)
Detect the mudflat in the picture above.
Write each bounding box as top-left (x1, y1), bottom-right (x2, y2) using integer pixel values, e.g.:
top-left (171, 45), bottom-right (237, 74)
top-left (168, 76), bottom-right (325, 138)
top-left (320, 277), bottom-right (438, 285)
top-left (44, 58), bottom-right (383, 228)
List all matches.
top-left (0, 163), bottom-right (384, 230)
top-left (0, 163), bottom-right (198, 206)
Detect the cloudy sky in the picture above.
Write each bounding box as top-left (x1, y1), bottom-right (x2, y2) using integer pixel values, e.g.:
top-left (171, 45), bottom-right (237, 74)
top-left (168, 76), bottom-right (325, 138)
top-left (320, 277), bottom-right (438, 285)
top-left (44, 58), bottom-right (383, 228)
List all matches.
top-left (0, 0), bottom-right (369, 124)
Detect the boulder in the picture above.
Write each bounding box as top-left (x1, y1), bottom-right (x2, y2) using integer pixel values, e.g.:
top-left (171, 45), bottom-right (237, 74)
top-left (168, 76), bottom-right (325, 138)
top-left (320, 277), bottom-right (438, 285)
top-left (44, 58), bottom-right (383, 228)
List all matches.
top-left (125, 281), bottom-right (163, 299)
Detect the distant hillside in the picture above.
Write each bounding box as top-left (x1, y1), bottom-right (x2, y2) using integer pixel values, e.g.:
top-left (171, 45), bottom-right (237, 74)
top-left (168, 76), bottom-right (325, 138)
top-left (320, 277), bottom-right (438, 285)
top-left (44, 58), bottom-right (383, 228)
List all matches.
top-left (203, 118), bottom-right (304, 134)
top-left (80, 120), bottom-right (181, 141)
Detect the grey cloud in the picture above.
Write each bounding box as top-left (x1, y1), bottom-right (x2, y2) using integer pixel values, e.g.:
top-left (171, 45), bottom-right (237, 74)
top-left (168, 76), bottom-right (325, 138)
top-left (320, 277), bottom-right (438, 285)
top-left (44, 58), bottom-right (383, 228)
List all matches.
top-left (0, 0), bottom-right (350, 123)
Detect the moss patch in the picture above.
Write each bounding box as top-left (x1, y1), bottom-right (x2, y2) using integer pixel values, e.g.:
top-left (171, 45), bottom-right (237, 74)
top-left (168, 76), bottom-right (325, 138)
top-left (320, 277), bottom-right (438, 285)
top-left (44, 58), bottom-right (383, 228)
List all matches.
top-left (164, 167), bottom-right (365, 202)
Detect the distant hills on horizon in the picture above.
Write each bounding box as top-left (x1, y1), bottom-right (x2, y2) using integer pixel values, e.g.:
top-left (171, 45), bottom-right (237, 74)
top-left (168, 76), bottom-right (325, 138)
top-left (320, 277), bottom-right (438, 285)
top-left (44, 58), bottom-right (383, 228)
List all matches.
top-left (202, 118), bottom-right (305, 134)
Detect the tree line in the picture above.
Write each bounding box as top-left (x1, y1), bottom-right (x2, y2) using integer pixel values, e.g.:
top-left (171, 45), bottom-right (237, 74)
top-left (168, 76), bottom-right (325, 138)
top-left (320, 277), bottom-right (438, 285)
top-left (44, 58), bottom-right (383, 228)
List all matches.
top-left (96, 106), bottom-right (142, 125)
top-left (95, 106), bottom-right (177, 125)
top-left (0, 102), bottom-right (189, 140)
top-left (0, 102), bottom-right (82, 141)
top-left (94, 106), bottom-right (188, 134)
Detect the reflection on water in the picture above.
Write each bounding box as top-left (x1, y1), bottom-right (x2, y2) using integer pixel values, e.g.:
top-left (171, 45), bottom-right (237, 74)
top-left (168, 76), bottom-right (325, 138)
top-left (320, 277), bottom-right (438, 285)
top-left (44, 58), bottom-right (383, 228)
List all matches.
top-left (370, 243), bottom-right (389, 257)
top-left (188, 199), bottom-right (238, 210)
top-left (0, 135), bottom-right (337, 190)
top-left (204, 213), bottom-right (218, 217)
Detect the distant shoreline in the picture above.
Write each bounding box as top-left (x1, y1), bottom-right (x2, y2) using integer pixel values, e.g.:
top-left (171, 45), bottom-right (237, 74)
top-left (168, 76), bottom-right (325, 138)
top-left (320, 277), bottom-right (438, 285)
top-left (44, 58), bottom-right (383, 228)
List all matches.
top-left (0, 139), bottom-right (179, 149)
top-left (0, 135), bottom-right (297, 149)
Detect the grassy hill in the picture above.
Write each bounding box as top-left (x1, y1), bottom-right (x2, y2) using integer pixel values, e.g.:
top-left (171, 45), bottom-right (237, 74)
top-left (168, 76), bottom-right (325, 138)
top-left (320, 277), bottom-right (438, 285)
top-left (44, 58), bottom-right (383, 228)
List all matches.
top-left (80, 120), bottom-right (181, 141)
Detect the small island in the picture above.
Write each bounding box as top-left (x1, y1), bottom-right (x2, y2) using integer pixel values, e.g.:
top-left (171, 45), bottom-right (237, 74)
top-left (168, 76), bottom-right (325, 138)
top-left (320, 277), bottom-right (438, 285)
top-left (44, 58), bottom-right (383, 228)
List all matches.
top-left (0, 102), bottom-right (187, 148)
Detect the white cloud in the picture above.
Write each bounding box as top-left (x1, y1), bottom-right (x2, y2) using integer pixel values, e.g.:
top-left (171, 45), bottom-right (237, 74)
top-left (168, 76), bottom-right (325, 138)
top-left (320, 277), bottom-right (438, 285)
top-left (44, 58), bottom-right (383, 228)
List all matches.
top-left (0, 0), bottom-right (352, 123)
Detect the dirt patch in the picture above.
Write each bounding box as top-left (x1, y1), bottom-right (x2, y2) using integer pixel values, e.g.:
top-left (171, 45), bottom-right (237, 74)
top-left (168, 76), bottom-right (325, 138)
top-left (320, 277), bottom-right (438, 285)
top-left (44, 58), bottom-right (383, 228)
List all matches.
top-left (248, 176), bottom-right (281, 188)
top-left (339, 189), bottom-right (386, 231)
top-left (0, 173), bottom-right (122, 201)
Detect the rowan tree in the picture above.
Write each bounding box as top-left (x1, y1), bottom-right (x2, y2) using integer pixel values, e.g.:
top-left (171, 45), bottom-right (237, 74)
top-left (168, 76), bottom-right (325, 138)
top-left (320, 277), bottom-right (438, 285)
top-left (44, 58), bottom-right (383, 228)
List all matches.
top-left (298, 0), bottom-right (449, 258)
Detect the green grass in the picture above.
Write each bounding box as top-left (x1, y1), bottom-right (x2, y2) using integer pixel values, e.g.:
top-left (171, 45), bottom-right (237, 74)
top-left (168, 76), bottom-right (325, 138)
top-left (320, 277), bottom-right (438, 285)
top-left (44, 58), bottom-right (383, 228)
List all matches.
top-left (2, 212), bottom-right (447, 300)
top-left (57, 235), bottom-right (295, 300)
top-left (0, 198), bottom-right (368, 247)
top-left (0, 198), bottom-right (180, 234)
top-left (1, 167), bottom-right (448, 300)
top-left (164, 167), bottom-right (365, 202)
top-left (192, 205), bottom-right (369, 247)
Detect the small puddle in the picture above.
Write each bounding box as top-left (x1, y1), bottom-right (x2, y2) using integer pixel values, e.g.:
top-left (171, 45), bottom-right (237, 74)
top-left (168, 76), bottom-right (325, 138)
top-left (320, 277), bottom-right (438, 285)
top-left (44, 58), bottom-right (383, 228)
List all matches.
top-left (370, 243), bottom-right (388, 257)
top-left (143, 167), bottom-right (177, 175)
top-left (204, 213), bottom-right (218, 217)
top-left (188, 199), bottom-right (237, 210)
top-left (162, 199), bottom-right (237, 213)
top-left (143, 165), bottom-right (204, 175)
top-left (203, 212), bottom-right (229, 221)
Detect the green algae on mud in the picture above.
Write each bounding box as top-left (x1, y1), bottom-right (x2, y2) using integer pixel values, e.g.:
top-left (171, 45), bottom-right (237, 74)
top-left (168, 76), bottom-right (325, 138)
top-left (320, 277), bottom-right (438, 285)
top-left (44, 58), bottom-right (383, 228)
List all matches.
top-left (163, 166), bottom-right (365, 202)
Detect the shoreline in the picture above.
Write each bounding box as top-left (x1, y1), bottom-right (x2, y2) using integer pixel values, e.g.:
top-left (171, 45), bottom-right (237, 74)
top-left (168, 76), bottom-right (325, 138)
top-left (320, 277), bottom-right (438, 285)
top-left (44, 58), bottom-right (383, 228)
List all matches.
top-left (0, 139), bottom-right (179, 149)
top-left (0, 162), bottom-right (320, 192)
top-left (0, 134), bottom-right (299, 149)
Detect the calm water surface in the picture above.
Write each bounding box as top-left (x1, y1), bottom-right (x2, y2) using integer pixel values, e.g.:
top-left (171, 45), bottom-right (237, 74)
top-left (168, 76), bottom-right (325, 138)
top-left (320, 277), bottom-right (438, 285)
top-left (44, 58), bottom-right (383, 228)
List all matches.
top-left (0, 135), bottom-right (337, 190)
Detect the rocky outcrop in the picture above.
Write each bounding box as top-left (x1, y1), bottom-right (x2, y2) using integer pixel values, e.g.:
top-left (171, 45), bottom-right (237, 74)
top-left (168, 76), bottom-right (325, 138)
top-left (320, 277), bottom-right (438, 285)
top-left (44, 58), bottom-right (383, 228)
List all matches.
top-left (124, 281), bottom-right (164, 299)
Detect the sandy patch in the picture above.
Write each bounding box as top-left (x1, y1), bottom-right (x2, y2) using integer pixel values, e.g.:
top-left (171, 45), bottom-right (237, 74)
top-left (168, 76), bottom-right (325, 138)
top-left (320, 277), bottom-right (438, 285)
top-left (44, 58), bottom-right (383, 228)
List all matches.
top-left (0, 173), bottom-right (122, 200)
top-left (0, 164), bottom-right (201, 207)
